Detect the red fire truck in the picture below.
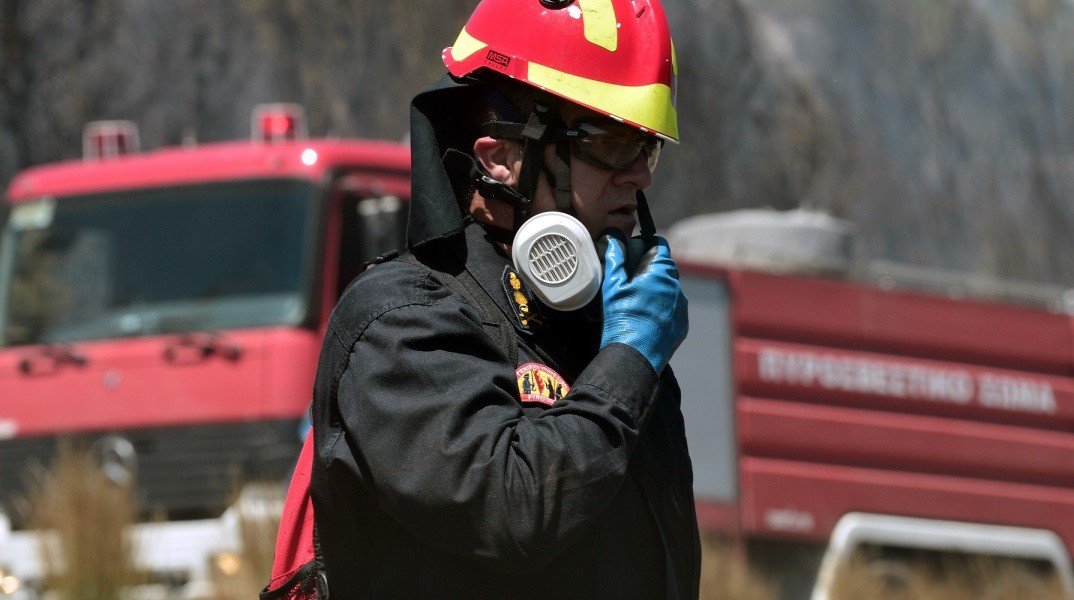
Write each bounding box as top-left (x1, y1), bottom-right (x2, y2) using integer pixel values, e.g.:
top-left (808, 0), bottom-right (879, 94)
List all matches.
top-left (0, 105), bottom-right (410, 597)
top-left (669, 210), bottom-right (1074, 598)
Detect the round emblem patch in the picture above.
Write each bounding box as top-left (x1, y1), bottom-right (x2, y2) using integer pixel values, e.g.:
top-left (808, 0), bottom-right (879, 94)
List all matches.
top-left (516, 362), bottom-right (569, 406)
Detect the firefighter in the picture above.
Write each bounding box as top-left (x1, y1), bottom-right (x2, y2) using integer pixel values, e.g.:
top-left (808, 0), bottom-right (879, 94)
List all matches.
top-left (309, 0), bottom-right (698, 596)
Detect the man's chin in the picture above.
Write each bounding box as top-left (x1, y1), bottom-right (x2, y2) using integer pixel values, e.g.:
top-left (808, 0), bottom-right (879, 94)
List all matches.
top-left (601, 214), bottom-right (637, 237)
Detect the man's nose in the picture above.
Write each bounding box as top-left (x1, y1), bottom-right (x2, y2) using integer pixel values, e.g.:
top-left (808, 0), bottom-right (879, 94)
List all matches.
top-left (611, 152), bottom-right (654, 189)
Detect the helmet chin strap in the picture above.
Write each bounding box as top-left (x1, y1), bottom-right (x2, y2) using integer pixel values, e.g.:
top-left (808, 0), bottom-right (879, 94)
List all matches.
top-left (448, 142), bottom-right (658, 246)
top-left (511, 101), bottom-right (579, 231)
top-left (456, 100), bottom-right (658, 244)
top-left (549, 139), bottom-right (574, 214)
top-left (471, 100), bottom-right (575, 238)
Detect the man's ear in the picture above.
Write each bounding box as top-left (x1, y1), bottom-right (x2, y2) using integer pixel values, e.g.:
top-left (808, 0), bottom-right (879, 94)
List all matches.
top-left (474, 136), bottom-right (518, 185)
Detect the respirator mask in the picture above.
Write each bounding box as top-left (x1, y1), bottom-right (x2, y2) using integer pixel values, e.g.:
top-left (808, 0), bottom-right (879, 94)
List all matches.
top-left (511, 211), bottom-right (655, 312)
top-left (511, 211), bottom-right (602, 311)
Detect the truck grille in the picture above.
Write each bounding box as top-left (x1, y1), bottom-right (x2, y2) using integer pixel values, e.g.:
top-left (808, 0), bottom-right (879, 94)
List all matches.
top-left (0, 419), bottom-right (302, 529)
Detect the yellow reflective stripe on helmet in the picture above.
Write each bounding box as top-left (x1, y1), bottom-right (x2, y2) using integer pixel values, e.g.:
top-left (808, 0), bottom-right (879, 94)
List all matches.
top-left (449, 27), bottom-right (488, 63)
top-left (528, 62), bottom-right (679, 140)
top-left (577, 0), bottom-right (617, 52)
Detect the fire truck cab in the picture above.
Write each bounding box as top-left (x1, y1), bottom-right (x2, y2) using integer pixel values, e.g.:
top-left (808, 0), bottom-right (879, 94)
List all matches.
top-left (0, 105), bottom-right (410, 597)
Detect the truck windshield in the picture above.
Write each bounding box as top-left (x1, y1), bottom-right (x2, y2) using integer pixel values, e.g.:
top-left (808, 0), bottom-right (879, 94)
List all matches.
top-left (0, 179), bottom-right (317, 347)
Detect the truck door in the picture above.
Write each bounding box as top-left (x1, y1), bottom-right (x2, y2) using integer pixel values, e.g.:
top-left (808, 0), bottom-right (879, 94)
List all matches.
top-left (319, 171), bottom-right (410, 317)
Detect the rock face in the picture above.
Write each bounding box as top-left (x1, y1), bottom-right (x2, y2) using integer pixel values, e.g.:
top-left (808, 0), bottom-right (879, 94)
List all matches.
top-left (662, 0), bottom-right (1074, 287)
top-left (1, 0), bottom-right (1072, 287)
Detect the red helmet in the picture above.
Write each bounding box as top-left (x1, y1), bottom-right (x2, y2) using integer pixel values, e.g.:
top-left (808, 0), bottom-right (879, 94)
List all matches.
top-left (443, 0), bottom-right (679, 142)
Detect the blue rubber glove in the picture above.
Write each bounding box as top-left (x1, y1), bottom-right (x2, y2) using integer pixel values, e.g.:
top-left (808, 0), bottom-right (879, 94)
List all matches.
top-left (599, 234), bottom-right (689, 373)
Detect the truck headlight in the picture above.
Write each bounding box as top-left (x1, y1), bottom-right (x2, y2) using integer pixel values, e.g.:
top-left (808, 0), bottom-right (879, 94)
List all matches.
top-left (0, 568), bottom-right (20, 595)
top-left (212, 551), bottom-right (242, 577)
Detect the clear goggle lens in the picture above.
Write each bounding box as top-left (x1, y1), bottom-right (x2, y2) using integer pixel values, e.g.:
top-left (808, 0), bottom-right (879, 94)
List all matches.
top-left (568, 122), bottom-right (662, 172)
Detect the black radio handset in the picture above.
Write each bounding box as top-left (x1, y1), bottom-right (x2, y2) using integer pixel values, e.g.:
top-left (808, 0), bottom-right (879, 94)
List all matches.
top-left (597, 190), bottom-right (660, 279)
top-left (627, 190), bottom-right (660, 277)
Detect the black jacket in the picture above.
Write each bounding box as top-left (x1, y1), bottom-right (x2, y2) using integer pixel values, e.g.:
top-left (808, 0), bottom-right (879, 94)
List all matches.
top-left (310, 222), bottom-right (700, 599)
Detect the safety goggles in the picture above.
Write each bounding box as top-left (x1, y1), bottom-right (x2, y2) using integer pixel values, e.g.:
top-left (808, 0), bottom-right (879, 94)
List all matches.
top-left (560, 121), bottom-right (663, 173)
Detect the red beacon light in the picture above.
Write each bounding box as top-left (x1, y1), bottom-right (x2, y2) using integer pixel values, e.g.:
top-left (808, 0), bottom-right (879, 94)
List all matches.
top-left (252, 103), bottom-right (308, 143)
top-left (82, 120), bottom-right (140, 161)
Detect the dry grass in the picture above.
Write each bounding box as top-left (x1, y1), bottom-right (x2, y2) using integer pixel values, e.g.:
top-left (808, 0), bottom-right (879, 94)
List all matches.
top-left (827, 550), bottom-right (1071, 600)
top-left (701, 535), bottom-right (779, 600)
top-left (700, 536), bottom-right (1072, 600)
top-left (15, 461), bottom-right (1074, 600)
top-left (19, 441), bottom-right (282, 600)
top-left (208, 486), bottom-right (281, 600)
top-left (20, 440), bottom-right (142, 600)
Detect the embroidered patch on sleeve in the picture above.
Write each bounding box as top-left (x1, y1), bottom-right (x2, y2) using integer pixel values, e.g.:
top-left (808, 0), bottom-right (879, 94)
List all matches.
top-left (516, 362), bottom-right (569, 407)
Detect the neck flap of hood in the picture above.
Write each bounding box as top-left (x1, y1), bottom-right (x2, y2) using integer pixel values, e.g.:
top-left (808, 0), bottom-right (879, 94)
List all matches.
top-left (406, 74), bottom-right (490, 250)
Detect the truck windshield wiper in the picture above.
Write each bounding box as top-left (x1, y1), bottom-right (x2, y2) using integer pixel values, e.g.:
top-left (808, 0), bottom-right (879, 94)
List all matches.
top-left (162, 332), bottom-right (244, 363)
top-left (18, 343), bottom-right (88, 375)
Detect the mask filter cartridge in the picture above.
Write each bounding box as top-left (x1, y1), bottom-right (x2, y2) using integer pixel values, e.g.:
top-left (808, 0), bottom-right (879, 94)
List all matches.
top-left (512, 212), bottom-right (601, 311)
